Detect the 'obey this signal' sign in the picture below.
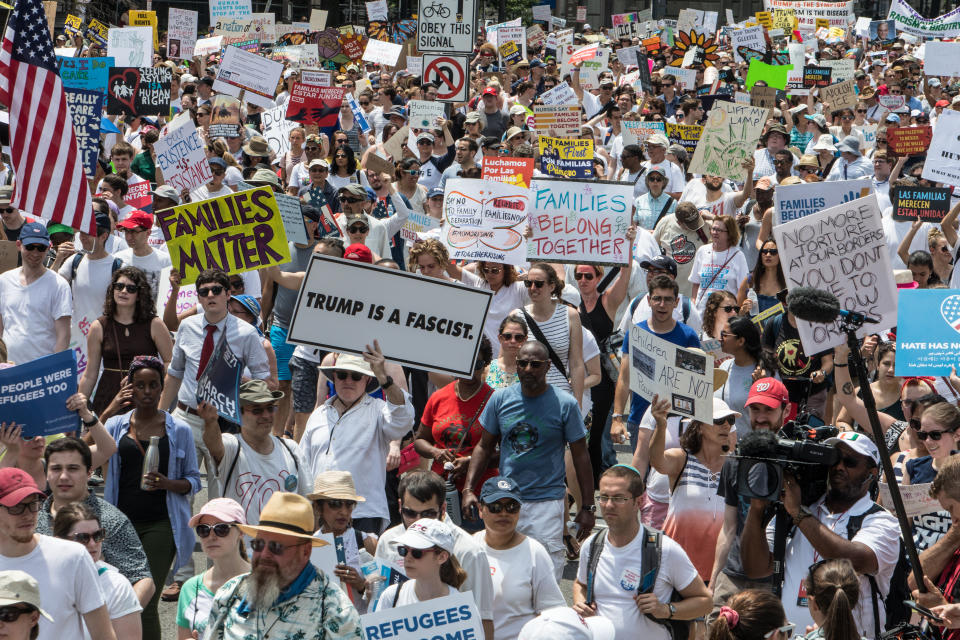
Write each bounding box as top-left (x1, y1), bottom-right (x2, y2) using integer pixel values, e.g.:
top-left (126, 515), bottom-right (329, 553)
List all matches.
top-left (422, 54), bottom-right (470, 103)
top-left (417, 0), bottom-right (476, 53)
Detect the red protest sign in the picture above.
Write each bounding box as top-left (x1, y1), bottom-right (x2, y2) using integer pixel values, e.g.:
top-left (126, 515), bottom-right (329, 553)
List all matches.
top-left (887, 125), bottom-right (932, 156)
top-left (286, 84), bottom-right (346, 127)
top-left (482, 157), bottom-right (534, 188)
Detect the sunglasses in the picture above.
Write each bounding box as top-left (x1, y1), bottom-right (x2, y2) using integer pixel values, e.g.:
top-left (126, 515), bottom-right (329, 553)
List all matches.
top-left (713, 417), bottom-right (734, 426)
top-left (0, 207), bottom-right (14, 213)
top-left (840, 115), bottom-right (854, 120)
top-left (348, 224), bottom-right (369, 234)
top-left (763, 623), bottom-right (795, 639)
top-left (229, 279), bottom-right (244, 289)
top-left (401, 506), bottom-right (439, 519)
top-left (402, 169), bottom-right (422, 176)
top-left (524, 280), bottom-right (546, 289)
top-left (335, 371), bottom-right (365, 382)
top-left (340, 197), bottom-right (363, 204)
top-left (197, 285), bottom-right (224, 297)
top-left (500, 332), bottom-right (526, 342)
top-left (857, 109), bottom-right (867, 113)
top-left (483, 501), bottom-right (521, 514)
top-left (516, 359), bottom-right (548, 369)
top-left (305, 146), bottom-right (321, 152)
top-left (721, 305), bottom-right (739, 313)
top-left (23, 244), bottom-right (46, 252)
top-left (311, 167), bottom-right (329, 173)
top-left (210, 168), bottom-right (225, 175)
top-left (760, 248), bottom-right (779, 256)
top-left (3, 499), bottom-right (41, 515)
top-left (647, 176), bottom-right (665, 182)
top-left (359, 101), bottom-right (370, 106)
top-left (482, 266), bottom-right (502, 274)
top-left (574, 272), bottom-right (595, 281)
top-left (0, 607), bottom-right (34, 623)
top-left (250, 538), bottom-right (308, 555)
top-left (837, 455), bottom-right (864, 468)
top-left (397, 545), bottom-right (437, 559)
top-left (417, 140), bottom-right (433, 146)
top-left (323, 499), bottom-right (357, 509)
top-left (113, 282), bottom-right (138, 293)
top-left (196, 523), bottom-right (234, 538)
top-left (917, 429), bottom-right (955, 441)
top-left (69, 529), bottom-right (105, 544)
top-left (245, 404), bottom-right (278, 416)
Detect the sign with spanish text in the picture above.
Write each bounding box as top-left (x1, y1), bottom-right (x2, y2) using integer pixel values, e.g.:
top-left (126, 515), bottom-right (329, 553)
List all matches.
top-left (629, 327), bottom-right (714, 423)
top-left (286, 84), bottom-right (345, 127)
top-left (538, 136), bottom-right (594, 179)
top-left (892, 186), bottom-right (952, 222)
top-left (802, 65), bottom-right (831, 88)
top-left (482, 157), bottom-right (534, 188)
top-left (0, 351), bottom-right (79, 438)
top-left (441, 178), bottom-right (529, 266)
top-left (665, 123), bottom-right (703, 155)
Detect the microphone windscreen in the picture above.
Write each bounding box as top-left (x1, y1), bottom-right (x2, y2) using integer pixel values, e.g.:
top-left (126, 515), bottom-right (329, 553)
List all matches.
top-left (736, 429), bottom-right (780, 458)
top-left (786, 287), bottom-right (841, 324)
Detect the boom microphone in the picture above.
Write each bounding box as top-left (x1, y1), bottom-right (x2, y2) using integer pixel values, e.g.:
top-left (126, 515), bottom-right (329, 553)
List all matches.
top-left (736, 429), bottom-right (780, 459)
top-left (785, 287), bottom-right (879, 325)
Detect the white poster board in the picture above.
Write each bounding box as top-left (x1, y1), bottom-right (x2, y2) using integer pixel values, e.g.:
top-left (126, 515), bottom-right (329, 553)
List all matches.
top-left (214, 46), bottom-right (284, 109)
top-left (442, 178), bottom-right (529, 266)
top-left (167, 8), bottom-right (198, 59)
top-left (408, 100), bottom-right (446, 129)
top-left (107, 27), bottom-right (154, 67)
top-left (923, 109), bottom-right (960, 188)
top-left (417, 0), bottom-right (476, 53)
top-left (878, 482), bottom-right (939, 519)
top-left (922, 42), bottom-right (960, 77)
top-left (628, 326), bottom-right (715, 423)
top-left (689, 102), bottom-right (767, 181)
top-left (261, 105), bottom-right (296, 158)
top-left (362, 39), bottom-right (403, 66)
top-left (154, 115), bottom-right (211, 194)
top-left (360, 592), bottom-right (483, 637)
top-left (774, 177), bottom-right (873, 224)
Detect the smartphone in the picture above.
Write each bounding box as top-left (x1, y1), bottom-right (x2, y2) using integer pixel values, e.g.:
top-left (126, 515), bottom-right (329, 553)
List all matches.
top-left (904, 600), bottom-right (946, 624)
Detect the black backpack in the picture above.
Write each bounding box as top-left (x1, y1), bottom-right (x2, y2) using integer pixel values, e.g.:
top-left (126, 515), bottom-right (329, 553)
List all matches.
top-left (585, 528), bottom-right (689, 640)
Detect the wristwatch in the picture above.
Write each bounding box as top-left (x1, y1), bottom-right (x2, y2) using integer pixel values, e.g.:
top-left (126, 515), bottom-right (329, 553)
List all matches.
top-left (581, 504), bottom-right (596, 513)
top-left (82, 412), bottom-right (99, 427)
top-left (668, 604), bottom-right (677, 619)
top-left (380, 376), bottom-right (394, 390)
top-left (793, 505), bottom-right (814, 527)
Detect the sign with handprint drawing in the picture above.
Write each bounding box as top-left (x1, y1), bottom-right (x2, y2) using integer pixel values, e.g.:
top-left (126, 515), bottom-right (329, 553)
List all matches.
top-left (285, 84), bottom-right (345, 127)
top-left (441, 179), bottom-right (528, 266)
top-left (896, 289), bottom-right (960, 375)
top-left (689, 101), bottom-right (767, 181)
top-left (107, 66), bottom-right (172, 117)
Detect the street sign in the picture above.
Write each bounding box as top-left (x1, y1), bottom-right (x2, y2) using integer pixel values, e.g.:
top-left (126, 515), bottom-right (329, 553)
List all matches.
top-left (422, 53), bottom-right (470, 103)
top-left (417, 0), bottom-right (476, 53)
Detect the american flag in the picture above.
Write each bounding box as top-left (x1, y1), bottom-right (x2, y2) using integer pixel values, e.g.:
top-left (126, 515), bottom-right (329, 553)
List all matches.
top-left (0, 0), bottom-right (93, 233)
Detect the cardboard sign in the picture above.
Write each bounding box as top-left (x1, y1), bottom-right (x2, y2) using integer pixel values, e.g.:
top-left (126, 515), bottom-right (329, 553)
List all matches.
top-left (887, 126), bottom-right (933, 156)
top-left (538, 137), bottom-right (594, 179)
top-left (923, 110), bottom-right (960, 188)
top-left (64, 88), bottom-right (104, 179)
top-left (821, 59), bottom-right (854, 83)
top-left (629, 326), bottom-right (715, 423)
top-left (532, 105), bottom-right (581, 137)
top-left (64, 14), bottom-right (82, 38)
top-left (481, 157), bottom-right (534, 188)
top-left (690, 102), bottom-right (767, 181)
top-left (360, 592), bottom-right (483, 640)
top-left (154, 115), bottom-right (211, 194)
top-left (196, 331), bottom-right (242, 423)
top-left (750, 85), bottom-right (777, 109)
top-left (441, 178), bottom-right (529, 266)
top-left (818, 79), bottom-right (857, 112)
top-left (0, 351), bottom-right (79, 437)
top-left (107, 66), bottom-right (171, 117)
top-left (286, 84), bottom-right (345, 127)
top-left (288, 255), bottom-right (492, 376)
top-left (214, 46), bottom-right (285, 110)
top-left (892, 186), bottom-right (952, 222)
top-left (774, 178), bottom-right (873, 224)
top-left (527, 178), bottom-right (633, 266)
top-left (773, 194), bottom-right (897, 352)
top-left (156, 188), bottom-right (291, 285)
top-left (0, 241), bottom-right (17, 274)
top-left (261, 105), bottom-right (297, 158)
top-left (896, 290), bottom-right (960, 375)
top-left (731, 25), bottom-right (767, 65)
top-left (167, 8), bottom-right (198, 59)
top-left (878, 482), bottom-right (938, 519)
top-left (802, 65), bottom-right (832, 88)
top-left (408, 100), bottom-right (446, 130)
top-left (922, 42), bottom-right (960, 77)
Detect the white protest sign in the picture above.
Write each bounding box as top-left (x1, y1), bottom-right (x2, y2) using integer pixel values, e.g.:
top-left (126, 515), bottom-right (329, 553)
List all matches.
top-left (417, 0), bottom-right (476, 53)
top-left (442, 178), bottom-right (529, 266)
top-left (923, 42), bottom-right (960, 78)
top-left (408, 100), bottom-right (446, 129)
top-left (309, 9), bottom-right (328, 31)
top-left (309, 532), bottom-right (339, 579)
top-left (167, 8), bottom-right (197, 59)
top-left (194, 36), bottom-right (223, 58)
top-left (362, 39), bottom-right (402, 66)
top-left (879, 482), bottom-right (940, 519)
top-left (923, 109), bottom-right (960, 188)
top-left (301, 69), bottom-right (332, 87)
top-left (540, 81), bottom-right (578, 106)
top-left (401, 210), bottom-right (442, 243)
top-left (287, 255), bottom-right (492, 376)
top-left (690, 102), bottom-right (767, 181)
top-left (773, 194), bottom-right (897, 353)
top-left (408, 57), bottom-right (423, 76)
top-left (532, 4), bottom-right (551, 21)
top-left (247, 13), bottom-right (276, 43)
top-left (854, 16), bottom-right (871, 36)
top-left (366, 0), bottom-right (388, 21)
top-left (214, 46), bottom-right (284, 109)
top-left (107, 27), bottom-right (153, 67)
top-left (360, 592), bottom-right (483, 640)
top-left (821, 58), bottom-right (854, 82)
top-left (662, 66), bottom-right (697, 91)
top-left (628, 326), bottom-right (715, 423)
top-left (275, 193), bottom-right (309, 245)
top-left (730, 25), bottom-right (766, 64)
top-left (774, 177), bottom-right (873, 224)
top-left (209, 0), bottom-right (252, 23)
top-left (861, 123), bottom-right (878, 151)
top-left (261, 105), bottom-right (296, 157)
top-left (157, 266), bottom-right (198, 318)
top-left (154, 115), bottom-right (211, 194)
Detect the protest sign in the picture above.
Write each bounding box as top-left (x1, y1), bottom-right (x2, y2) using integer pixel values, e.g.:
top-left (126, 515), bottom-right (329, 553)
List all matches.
top-left (665, 123), bottom-right (703, 155)
top-left (896, 289), bottom-right (960, 375)
top-left (210, 0), bottom-right (252, 22)
top-left (526, 24), bottom-right (545, 48)
top-left (309, 9), bottom-right (328, 30)
top-left (366, 0), bottom-right (388, 21)
top-left (128, 10), bottom-right (159, 51)
top-left (892, 186), bottom-right (952, 222)
top-left (261, 105), bottom-right (296, 158)
top-left (540, 81), bottom-right (578, 106)
top-left (527, 178), bottom-right (633, 266)
top-left (108, 27), bottom-right (153, 67)
top-left (482, 157), bottom-right (534, 188)
top-left (58, 56), bottom-right (113, 93)
top-left (887, 0), bottom-right (960, 39)
top-left (923, 42), bottom-right (960, 77)
top-left (301, 70), bottom-right (333, 87)
top-left (773, 194), bottom-right (897, 353)
top-left (360, 592), bottom-right (483, 640)
top-left (64, 88), bottom-right (103, 178)
top-left (0, 351), bottom-right (78, 437)
top-left (750, 86), bottom-right (777, 109)
top-left (442, 178), bottom-right (528, 266)
top-left (628, 327), bottom-right (714, 423)
top-left (214, 47), bottom-right (284, 110)
top-left (762, 0), bottom-right (853, 28)
top-left (0, 242), bottom-right (17, 274)
top-left (272, 192), bottom-right (310, 246)
top-left (167, 8), bottom-right (198, 59)
top-left (774, 177), bottom-right (873, 224)
top-left (194, 36), bottom-right (224, 58)
top-left (818, 79), bottom-right (857, 112)
top-left (621, 121), bottom-right (666, 147)
top-left (878, 482), bottom-right (938, 519)
top-left (156, 187), bottom-right (291, 285)
top-left (538, 137), bottom-right (594, 179)
top-left (408, 100), bottom-right (445, 130)
top-left (154, 116), bottom-right (211, 194)
top-left (923, 110), bottom-right (960, 188)
top-left (86, 19), bottom-right (109, 46)
top-left (196, 332), bottom-right (242, 423)
top-left (107, 67), bottom-right (171, 117)
top-left (125, 178), bottom-right (153, 213)
top-left (802, 65), bottom-right (832, 88)
top-left (690, 102), bottom-right (767, 181)
top-left (887, 126), bottom-right (932, 156)
top-left (878, 94), bottom-right (906, 112)
top-left (288, 255), bottom-right (492, 376)
top-left (401, 210), bottom-right (442, 243)
top-left (662, 67), bottom-right (697, 91)
top-left (271, 44), bottom-right (321, 67)
top-left (730, 25), bottom-right (766, 64)
top-left (532, 105), bottom-right (581, 137)
top-left (744, 59), bottom-right (792, 90)
top-left (820, 59), bottom-right (854, 83)
top-left (209, 95), bottom-right (242, 138)
top-left (286, 84), bottom-right (345, 127)
top-left (63, 14), bottom-right (83, 38)
top-left (362, 39), bottom-right (403, 66)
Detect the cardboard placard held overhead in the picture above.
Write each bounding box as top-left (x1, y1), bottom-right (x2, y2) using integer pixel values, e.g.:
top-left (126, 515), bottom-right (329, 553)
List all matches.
top-left (214, 46), bottom-right (285, 109)
top-left (750, 86), bottom-right (777, 109)
top-left (628, 327), bottom-right (715, 423)
top-left (690, 102), bottom-right (767, 181)
top-left (818, 79), bottom-right (857, 112)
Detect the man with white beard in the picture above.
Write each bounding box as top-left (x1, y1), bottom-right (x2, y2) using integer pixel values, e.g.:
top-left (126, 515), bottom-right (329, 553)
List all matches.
top-left (203, 493), bottom-right (362, 639)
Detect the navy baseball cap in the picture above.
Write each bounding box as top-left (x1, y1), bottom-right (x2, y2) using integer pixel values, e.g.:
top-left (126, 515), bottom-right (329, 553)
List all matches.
top-left (427, 187), bottom-right (444, 198)
top-left (480, 476), bottom-right (522, 504)
top-left (18, 221), bottom-right (50, 247)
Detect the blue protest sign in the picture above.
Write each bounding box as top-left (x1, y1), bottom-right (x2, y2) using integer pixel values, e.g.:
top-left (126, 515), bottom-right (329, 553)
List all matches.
top-left (896, 289), bottom-right (960, 375)
top-left (0, 351), bottom-right (79, 437)
top-left (345, 92), bottom-right (371, 133)
top-left (64, 87), bottom-right (104, 178)
top-left (196, 334), bottom-right (242, 423)
top-left (58, 56), bottom-right (114, 93)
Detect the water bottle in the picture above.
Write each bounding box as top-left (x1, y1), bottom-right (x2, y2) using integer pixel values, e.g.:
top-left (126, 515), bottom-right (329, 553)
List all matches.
top-left (358, 549), bottom-right (385, 604)
top-left (443, 462), bottom-right (462, 526)
top-left (140, 435), bottom-right (160, 491)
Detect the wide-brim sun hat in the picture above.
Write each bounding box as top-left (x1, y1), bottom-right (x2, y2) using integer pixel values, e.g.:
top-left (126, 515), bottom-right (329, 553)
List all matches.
top-left (320, 353), bottom-right (380, 393)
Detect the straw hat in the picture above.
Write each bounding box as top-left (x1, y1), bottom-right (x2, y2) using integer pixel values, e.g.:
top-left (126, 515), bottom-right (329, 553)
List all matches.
top-left (307, 470), bottom-right (366, 502)
top-left (320, 353), bottom-right (380, 393)
top-left (236, 493), bottom-right (328, 546)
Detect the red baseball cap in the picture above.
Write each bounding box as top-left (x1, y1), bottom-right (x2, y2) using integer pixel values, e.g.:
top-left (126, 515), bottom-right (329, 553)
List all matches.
top-left (745, 378), bottom-right (789, 409)
top-left (482, 87), bottom-right (499, 96)
top-left (117, 211), bottom-right (155, 231)
top-left (344, 243), bottom-right (373, 264)
top-left (0, 468), bottom-right (44, 508)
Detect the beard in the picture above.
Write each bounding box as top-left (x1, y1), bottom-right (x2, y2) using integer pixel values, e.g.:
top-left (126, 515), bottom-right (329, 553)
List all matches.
top-left (245, 561), bottom-right (283, 611)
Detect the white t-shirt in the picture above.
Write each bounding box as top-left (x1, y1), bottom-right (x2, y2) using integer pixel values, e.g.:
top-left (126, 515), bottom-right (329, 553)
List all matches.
top-left (0, 268), bottom-right (72, 365)
top-left (688, 245), bottom-right (749, 314)
top-left (576, 527), bottom-right (700, 640)
top-left (58, 255), bottom-right (116, 334)
top-left (115, 248), bottom-right (172, 307)
top-left (189, 183), bottom-right (233, 203)
top-left (87, 561), bottom-right (141, 640)
top-left (881, 214), bottom-right (936, 270)
top-left (682, 191), bottom-right (739, 220)
top-left (377, 580), bottom-right (457, 611)
top-left (0, 535), bottom-right (105, 640)
top-left (472, 534), bottom-right (566, 639)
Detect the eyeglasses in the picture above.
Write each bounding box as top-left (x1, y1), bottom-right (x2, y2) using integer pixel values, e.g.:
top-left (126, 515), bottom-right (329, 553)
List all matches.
top-left (721, 305), bottom-right (738, 313)
top-left (195, 523), bottom-right (233, 538)
top-left (417, 140), bottom-right (434, 146)
top-left (3, 499), bottom-right (41, 515)
top-left (305, 146), bottom-right (321, 152)
top-left (650, 295), bottom-right (676, 304)
top-left (763, 623), bottom-right (795, 639)
top-left (197, 285), bottom-right (224, 297)
top-left (482, 266), bottom-right (502, 274)
top-left (322, 499), bottom-right (357, 509)
top-left (229, 279), bottom-right (245, 289)
top-left (348, 224), bottom-right (369, 234)
top-left (483, 501), bottom-right (521, 514)
top-left (0, 607), bottom-right (34, 623)
top-left (113, 282), bottom-right (138, 293)
top-left (0, 207), bottom-right (14, 213)
top-left (917, 429), bottom-right (955, 441)
top-left (760, 248), bottom-right (779, 256)
top-left (840, 115), bottom-right (854, 120)
top-left (837, 455), bottom-right (864, 468)
top-left (335, 371), bottom-right (365, 382)
top-left (500, 332), bottom-right (526, 342)
top-left (310, 167), bottom-right (329, 173)
top-left (244, 404), bottom-right (278, 416)
top-left (647, 176), bottom-right (665, 182)
top-left (340, 197), bottom-right (363, 204)
top-left (402, 169), bottom-right (422, 176)
top-left (23, 244), bottom-right (46, 252)
top-left (250, 538), bottom-right (308, 555)
top-left (397, 545), bottom-right (437, 559)
top-left (524, 280), bottom-right (546, 289)
top-left (401, 506), bottom-right (439, 519)
top-left (597, 494), bottom-right (633, 504)
top-left (68, 529), bottom-right (105, 544)
top-left (516, 359), bottom-right (548, 369)
top-left (857, 109), bottom-right (867, 113)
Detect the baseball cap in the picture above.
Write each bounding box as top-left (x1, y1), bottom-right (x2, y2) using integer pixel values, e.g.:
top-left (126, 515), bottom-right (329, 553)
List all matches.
top-left (93, 211), bottom-right (112, 234)
top-left (519, 607), bottom-right (616, 640)
top-left (395, 519), bottom-right (456, 554)
top-left (480, 476), bottom-right (522, 504)
top-left (483, 86), bottom-right (499, 96)
top-left (936, 99), bottom-right (950, 108)
top-left (188, 497), bottom-right (247, 527)
top-left (18, 221), bottom-right (50, 247)
top-left (300, 203), bottom-right (321, 222)
top-left (340, 183), bottom-right (369, 199)
top-left (283, 68), bottom-right (298, 79)
top-left (804, 113), bottom-right (828, 129)
top-left (417, 131), bottom-right (435, 144)
top-left (639, 255), bottom-right (678, 277)
top-left (713, 397), bottom-right (741, 421)
top-left (824, 432), bottom-right (881, 467)
top-left (151, 185), bottom-right (181, 204)
top-left (117, 211), bottom-right (155, 231)
top-left (308, 158), bottom-right (330, 169)
top-left (0, 571), bottom-right (53, 622)
top-left (646, 165), bottom-right (667, 179)
top-left (646, 133), bottom-right (669, 148)
top-left (344, 212), bottom-right (366, 228)
top-left (344, 243), bottom-right (374, 263)
top-left (427, 187), bottom-right (444, 198)
top-left (387, 105), bottom-right (407, 120)
top-left (208, 157), bottom-right (227, 168)
top-left (510, 104), bottom-right (527, 116)
top-left (465, 111), bottom-right (481, 123)
top-left (745, 378), bottom-right (789, 409)
top-left (885, 113), bottom-right (902, 123)
top-left (0, 468), bottom-right (45, 507)
top-left (929, 77), bottom-right (942, 88)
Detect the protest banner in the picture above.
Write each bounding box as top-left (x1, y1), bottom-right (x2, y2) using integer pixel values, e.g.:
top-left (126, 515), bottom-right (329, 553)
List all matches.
top-left (774, 177), bottom-right (873, 224)
top-left (895, 289), bottom-right (960, 375)
top-left (301, 70), bottom-right (333, 87)
top-left (288, 255), bottom-right (492, 376)
top-left (538, 137), bottom-right (594, 179)
top-left (892, 186), bottom-right (952, 222)
top-left (64, 14), bottom-right (82, 38)
top-left (730, 25), bottom-right (766, 64)
top-left (820, 59), bottom-right (854, 83)
top-left (802, 65), bottom-right (832, 88)
top-left (628, 327), bottom-right (714, 423)
top-left (612, 12), bottom-right (641, 39)
top-left (887, 126), bottom-right (932, 156)
top-left (58, 56), bottom-right (113, 94)
top-left (261, 105), bottom-right (297, 158)
top-left (401, 210), bottom-right (442, 243)
top-left (408, 100), bottom-right (446, 130)
top-left (128, 10), bottom-right (159, 51)
top-left (271, 44), bottom-right (321, 67)
top-left (773, 194), bottom-right (897, 353)
top-left (362, 39), bottom-right (403, 66)
top-left (878, 482), bottom-right (938, 519)
top-left (209, 95), bottom-right (242, 139)
top-left (690, 102), bottom-right (767, 181)
top-left (818, 79), bottom-right (857, 112)
top-left (526, 24), bottom-right (545, 48)
top-left (64, 88), bottom-right (103, 179)
top-left (360, 592), bottom-right (482, 639)
top-left (214, 46), bottom-right (285, 110)
top-left (442, 178), bottom-right (529, 266)
top-left (154, 116), bottom-right (211, 194)
top-left (923, 110), bottom-right (960, 188)
top-left (286, 84), bottom-right (345, 127)
top-left (106, 66), bottom-right (171, 117)
top-left (167, 8), bottom-right (198, 59)
top-left (750, 86), bottom-right (778, 109)
top-left (922, 42), bottom-right (960, 77)
top-left (662, 67), bottom-right (697, 91)
top-left (532, 105), bottom-right (581, 137)
top-left (196, 331), bottom-right (242, 423)
top-left (86, 19), bottom-right (109, 46)
top-left (744, 59), bottom-right (792, 90)
top-left (762, 0), bottom-right (853, 28)
top-left (887, 0), bottom-right (960, 39)
top-left (210, 0), bottom-right (252, 22)
top-left (482, 157), bottom-right (534, 187)
top-left (194, 36), bottom-right (224, 58)
top-left (665, 123), bottom-right (703, 155)
top-left (156, 187), bottom-right (291, 285)
top-left (540, 81), bottom-right (578, 106)
top-left (0, 351), bottom-right (78, 437)
top-left (107, 27), bottom-right (153, 67)
top-left (527, 178), bottom-right (633, 266)
top-left (621, 120), bottom-right (666, 147)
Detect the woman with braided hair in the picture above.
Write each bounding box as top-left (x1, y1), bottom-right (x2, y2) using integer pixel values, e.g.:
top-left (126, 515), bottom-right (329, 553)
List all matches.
top-left (709, 589), bottom-right (792, 640)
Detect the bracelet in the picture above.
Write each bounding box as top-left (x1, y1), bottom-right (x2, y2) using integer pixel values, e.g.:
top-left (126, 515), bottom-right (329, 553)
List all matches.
top-left (612, 413), bottom-right (626, 419)
top-left (834, 363), bottom-right (848, 368)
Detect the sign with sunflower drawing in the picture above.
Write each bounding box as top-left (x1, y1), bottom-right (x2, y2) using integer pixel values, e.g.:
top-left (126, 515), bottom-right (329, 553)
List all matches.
top-left (669, 30), bottom-right (720, 68)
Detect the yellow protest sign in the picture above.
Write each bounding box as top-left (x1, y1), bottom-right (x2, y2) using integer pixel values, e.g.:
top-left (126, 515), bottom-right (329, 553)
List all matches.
top-left (64, 14), bottom-right (82, 37)
top-left (815, 18), bottom-right (829, 29)
top-left (86, 18), bottom-right (109, 46)
top-left (156, 187), bottom-right (291, 285)
top-left (772, 8), bottom-right (796, 31)
top-left (129, 10), bottom-right (159, 51)
top-left (754, 11), bottom-right (772, 28)
top-left (537, 136), bottom-right (595, 179)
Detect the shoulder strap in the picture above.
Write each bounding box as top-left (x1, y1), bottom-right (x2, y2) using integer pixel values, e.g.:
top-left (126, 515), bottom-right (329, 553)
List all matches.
top-left (112, 257), bottom-right (123, 273)
top-left (596, 267), bottom-right (620, 295)
top-left (69, 252), bottom-right (83, 282)
top-left (521, 309), bottom-right (568, 379)
top-left (629, 294), bottom-right (643, 318)
top-left (392, 580), bottom-right (405, 608)
top-left (640, 527), bottom-right (662, 593)
top-left (653, 196), bottom-right (675, 228)
top-left (276, 436), bottom-right (300, 474)
top-left (845, 503), bottom-right (885, 539)
top-left (670, 452), bottom-right (689, 494)
top-left (585, 529), bottom-right (607, 604)
top-left (221, 435), bottom-right (242, 492)
top-left (681, 296), bottom-right (690, 323)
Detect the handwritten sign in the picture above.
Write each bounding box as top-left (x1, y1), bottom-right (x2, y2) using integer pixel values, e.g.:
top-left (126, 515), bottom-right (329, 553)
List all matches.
top-left (629, 327), bottom-right (714, 423)
top-left (538, 136), bottom-right (594, 179)
top-left (167, 8), bottom-right (198, 59)
top-left (540, 81), bottom-right (578, 106)
top-left (879, 482), bottom-right (938, 518)
top-left (107, 66), bottom-right (171, 117)
top-left (892, 186), bottom-right (952, 222)
top-left (0, 351), bottom-right (78, 438)
top-left (401, 210), bottom-right (442, 243)
top-left (442, 178), bottom-right (528, 266)
top-left (923, 110), bottom-right (960, 188)
top-left (408, 100), bottom-right (446, 130)
top-left (690, 101), bottom-right (767, 181)
top-left (154, 115), bottom-right (211, 194)
top-left (818, 79), bottom-right (857, 112)
top-left (887, 126), bottom-right (933, 156)
top-left (107, 27), bottom-right (153, 67)
top-left (774, 178), bottom-right (873, 224)
top-left (64, 88), bottom-right (104, 179)
top-left (286, 84), bottom-right (345, 127)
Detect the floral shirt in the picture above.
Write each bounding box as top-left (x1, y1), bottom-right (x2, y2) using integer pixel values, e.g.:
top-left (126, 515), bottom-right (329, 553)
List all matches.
top-left (485, 360), bottom-right (518, 390)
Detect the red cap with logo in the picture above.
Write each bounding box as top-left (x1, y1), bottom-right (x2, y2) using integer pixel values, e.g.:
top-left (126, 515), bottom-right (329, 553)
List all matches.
top-left (117, 211), bottom-right (155, 231)
top-left (344, 243), bottom-right (374, 264)
top-left (745, 378), bottom-right (789, 409)
top-left (0, 468), bottom-right (45, 508)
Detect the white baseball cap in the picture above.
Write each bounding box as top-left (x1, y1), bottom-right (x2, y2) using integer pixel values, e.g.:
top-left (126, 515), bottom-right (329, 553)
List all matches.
top-left (395, 519), bottom-right (455, 553)
top-left (519, 607), bottom-right (615, 640)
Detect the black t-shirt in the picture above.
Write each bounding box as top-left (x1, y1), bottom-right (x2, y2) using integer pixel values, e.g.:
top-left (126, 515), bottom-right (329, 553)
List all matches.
top-left (762, 316), bottom-right (828, 401)
top-left (717, 458), bottom-right (774, 581)
top-left (116, 434), bottom-right (169, 523)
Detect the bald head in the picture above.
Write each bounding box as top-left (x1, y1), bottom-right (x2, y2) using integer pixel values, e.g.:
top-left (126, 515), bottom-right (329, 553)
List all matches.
top-left (519, 341), bottom-right (549, 360)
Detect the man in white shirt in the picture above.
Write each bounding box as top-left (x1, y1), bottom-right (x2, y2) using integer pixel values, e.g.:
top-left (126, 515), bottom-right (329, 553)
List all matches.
top-left (681, 158), bottom-right (755, 219)
top-left (618, 256), bottom-right (702, 335)
top-left (0, 468), bottom-right (116, 640)
top-left (0, 222), bottom-right (71, 365)
top-left (115, 211), bottom-right (172, 307)
top-left (826, 136), bottom-right (874, 182)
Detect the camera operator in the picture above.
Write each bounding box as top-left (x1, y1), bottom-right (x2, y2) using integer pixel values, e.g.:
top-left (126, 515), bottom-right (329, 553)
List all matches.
top-left (740, 431), bottom-right (900, 639)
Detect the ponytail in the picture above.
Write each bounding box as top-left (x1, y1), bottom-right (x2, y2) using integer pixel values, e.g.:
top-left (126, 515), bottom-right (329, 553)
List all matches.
top-left (708, 590), bottom-right (785, 640)
top-left (439, 552), bottom-right (467, 589)
top-left (806, 559), bottom-right (860, 640)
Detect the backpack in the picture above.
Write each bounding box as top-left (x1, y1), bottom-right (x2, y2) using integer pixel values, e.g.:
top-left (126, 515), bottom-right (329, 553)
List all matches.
top-left (585, 528), bottom-right (689, 640)
top-left (221, 434), bottom-right (300, 494)
top-left (68, 253), bottom-right (123, 283)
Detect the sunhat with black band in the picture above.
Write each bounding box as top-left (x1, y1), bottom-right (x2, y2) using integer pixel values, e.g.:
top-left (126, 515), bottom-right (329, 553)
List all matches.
top-left (236, 492), bottom-right (329, 546)
top-left (320, 353), bottom-right (380, 393)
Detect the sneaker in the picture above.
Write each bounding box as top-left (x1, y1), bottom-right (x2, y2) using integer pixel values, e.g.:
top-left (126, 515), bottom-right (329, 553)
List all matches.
top-left (160, 581), bottom-right (183, 602)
